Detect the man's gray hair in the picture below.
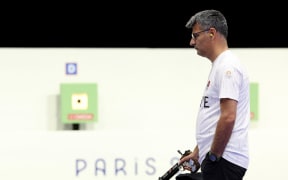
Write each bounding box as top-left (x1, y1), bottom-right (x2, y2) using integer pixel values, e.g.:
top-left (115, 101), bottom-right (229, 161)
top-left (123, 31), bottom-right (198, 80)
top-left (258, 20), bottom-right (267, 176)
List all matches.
top-left (185, 9), bottom-right (228, 39)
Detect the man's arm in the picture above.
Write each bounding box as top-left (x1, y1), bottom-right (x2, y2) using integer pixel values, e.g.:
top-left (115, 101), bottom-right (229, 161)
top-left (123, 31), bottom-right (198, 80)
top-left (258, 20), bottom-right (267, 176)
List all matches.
top-left (210, 98), bottom-right (237, 157)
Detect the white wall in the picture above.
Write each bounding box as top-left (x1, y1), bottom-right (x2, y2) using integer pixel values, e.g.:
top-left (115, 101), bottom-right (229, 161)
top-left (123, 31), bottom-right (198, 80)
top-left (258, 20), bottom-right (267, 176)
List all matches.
top-left (0, 48), bottom-right (287, 180)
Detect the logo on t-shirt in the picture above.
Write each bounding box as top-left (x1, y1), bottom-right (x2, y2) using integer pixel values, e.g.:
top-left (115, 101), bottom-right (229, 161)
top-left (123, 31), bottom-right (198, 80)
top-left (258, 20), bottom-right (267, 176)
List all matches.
top-left (206, 80), bottom-right (210, 89)
top-left (225, 70), bottom-right (232, 78)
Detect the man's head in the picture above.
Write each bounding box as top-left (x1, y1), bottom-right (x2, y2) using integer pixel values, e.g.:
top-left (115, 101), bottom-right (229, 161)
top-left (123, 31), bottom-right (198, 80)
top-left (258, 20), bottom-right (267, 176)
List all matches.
top-left (185, 10), bottom-right (228, 40)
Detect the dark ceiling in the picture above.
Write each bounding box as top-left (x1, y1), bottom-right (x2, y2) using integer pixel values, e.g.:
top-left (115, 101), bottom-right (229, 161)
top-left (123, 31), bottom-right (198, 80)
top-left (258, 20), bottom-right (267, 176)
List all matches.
top-left (1, 3), bottom-right (286, 48)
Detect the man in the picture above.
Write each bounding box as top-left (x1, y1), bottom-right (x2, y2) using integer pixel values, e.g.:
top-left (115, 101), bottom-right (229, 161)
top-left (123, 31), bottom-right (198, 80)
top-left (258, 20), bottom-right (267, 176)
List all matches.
top-left (178, 9), bottom-right (250, 180)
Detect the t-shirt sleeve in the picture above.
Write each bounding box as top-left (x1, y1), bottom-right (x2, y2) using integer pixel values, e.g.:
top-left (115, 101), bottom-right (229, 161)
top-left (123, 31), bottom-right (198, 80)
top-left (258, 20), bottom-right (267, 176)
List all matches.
top-left (217, 66), bottom-right (241, 101)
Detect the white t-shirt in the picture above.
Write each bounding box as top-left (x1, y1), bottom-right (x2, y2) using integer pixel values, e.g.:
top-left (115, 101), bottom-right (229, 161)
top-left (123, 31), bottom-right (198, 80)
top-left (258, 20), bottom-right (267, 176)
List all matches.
top-left (196, 50), bottom-right (250, 169)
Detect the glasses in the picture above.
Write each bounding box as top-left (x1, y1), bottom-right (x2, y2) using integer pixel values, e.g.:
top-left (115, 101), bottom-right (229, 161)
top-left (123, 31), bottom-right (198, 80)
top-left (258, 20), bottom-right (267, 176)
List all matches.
top-left (191, 29), bottom-right (210, 40)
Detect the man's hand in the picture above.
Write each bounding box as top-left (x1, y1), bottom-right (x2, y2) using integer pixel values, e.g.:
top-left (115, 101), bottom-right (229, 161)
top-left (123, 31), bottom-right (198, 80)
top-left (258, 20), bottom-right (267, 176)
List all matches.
top-left (179, 151), bottom-right (200, 173)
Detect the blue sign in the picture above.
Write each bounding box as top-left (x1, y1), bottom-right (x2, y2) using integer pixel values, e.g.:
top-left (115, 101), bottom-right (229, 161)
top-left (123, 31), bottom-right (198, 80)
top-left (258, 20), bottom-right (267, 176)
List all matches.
top-left (66, 63), bottom-right (77, 75)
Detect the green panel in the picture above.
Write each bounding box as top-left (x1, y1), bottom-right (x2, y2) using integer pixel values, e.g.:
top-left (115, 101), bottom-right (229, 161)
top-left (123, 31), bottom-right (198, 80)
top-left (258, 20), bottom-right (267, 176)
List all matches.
top-left (60, 83), bottom-right (97, 124)
top-left (250, 83), bottom-right (259, 121)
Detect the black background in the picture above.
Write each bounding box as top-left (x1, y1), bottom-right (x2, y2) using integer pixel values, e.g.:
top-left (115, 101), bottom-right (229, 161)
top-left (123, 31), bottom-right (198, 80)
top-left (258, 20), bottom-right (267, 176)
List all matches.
top-left (1, 2), bottom-right (287, 48)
